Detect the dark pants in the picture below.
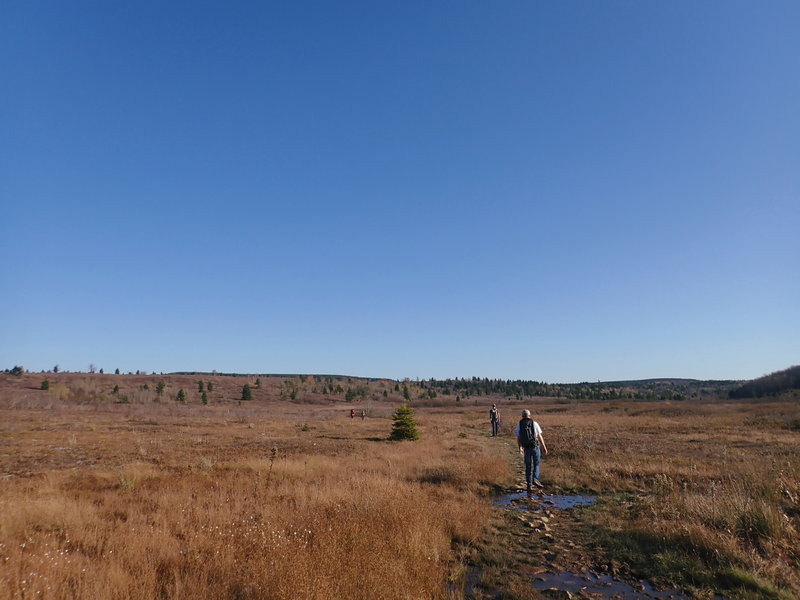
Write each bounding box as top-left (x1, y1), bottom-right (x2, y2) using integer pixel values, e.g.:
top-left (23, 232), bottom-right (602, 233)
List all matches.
top-left (491, 420), bottom-right (500, 436)
top-left (524, 445), bottom-right (541, 485)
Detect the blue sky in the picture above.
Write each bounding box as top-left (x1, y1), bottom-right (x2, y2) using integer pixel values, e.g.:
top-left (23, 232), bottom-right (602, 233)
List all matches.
top-left (2, 1), bottom-right (798, 382)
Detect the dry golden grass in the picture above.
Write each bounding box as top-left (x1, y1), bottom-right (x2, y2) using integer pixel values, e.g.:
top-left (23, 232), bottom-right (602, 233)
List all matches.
top-left (533, 400), bottom-right (800, 598)
top-left (0, 374), bottom-right (511, 600)
top-left (1, 373), bottom-right (798, 599)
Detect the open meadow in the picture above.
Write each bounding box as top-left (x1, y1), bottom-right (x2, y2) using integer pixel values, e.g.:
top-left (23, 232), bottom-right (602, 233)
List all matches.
top-left (1, 373), bottom-right (798, 599)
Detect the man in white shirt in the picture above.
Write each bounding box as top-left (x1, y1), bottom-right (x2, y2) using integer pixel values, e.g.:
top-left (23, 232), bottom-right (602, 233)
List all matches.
top-left (514, 409), bottom-right (548, 494)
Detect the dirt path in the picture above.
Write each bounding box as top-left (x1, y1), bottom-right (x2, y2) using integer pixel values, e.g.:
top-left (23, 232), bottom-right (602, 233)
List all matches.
top-left (460, 439), bottom-right (697, 600)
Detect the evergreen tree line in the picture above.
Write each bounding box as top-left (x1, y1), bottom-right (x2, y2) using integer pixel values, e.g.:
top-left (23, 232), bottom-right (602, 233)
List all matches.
top-left (421, 377), bottom-right (736, 401)
top-left (729, 366), bottom-right (800, 399)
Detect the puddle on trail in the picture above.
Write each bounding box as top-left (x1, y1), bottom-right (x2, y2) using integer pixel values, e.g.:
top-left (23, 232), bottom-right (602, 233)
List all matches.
top-left (480, 491), bottom-right (705, 600)
top-left (494, 490), bottom-right (597, 510)
top-left (532, 571), bottom-right (693, 599)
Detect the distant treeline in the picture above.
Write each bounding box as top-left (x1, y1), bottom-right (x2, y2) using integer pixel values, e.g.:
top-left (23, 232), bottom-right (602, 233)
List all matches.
top-left (169, 372), bottom-right (742, 401)
top-left (420, 377), bottom-right (737, 401)
top-left (729, 366), bottom-right (800, 399)
top-left (170, 372), bottom-right (382, 382)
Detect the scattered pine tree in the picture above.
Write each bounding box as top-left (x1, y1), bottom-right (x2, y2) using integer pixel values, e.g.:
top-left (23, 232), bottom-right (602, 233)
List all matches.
top-left (389, 404), bottom-right (419, 441)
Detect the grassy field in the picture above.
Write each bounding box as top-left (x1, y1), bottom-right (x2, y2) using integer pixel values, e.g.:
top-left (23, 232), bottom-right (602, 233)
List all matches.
top-left (480, 399), bottom-right (800, 600)
top-left (1, 373), bottom-right (798, 599)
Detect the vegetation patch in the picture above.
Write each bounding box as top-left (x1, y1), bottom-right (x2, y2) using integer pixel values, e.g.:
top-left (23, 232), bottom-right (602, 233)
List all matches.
top-left (0, 373), bottom-right (798, 599)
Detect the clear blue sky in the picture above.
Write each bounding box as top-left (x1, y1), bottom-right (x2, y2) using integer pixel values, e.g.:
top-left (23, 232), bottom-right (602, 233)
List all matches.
top-left (2, 1), bottom-right (798, 382)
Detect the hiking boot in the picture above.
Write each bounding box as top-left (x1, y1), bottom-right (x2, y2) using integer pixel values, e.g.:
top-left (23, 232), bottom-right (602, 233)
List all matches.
top-left (533, 479), bottom-right (544, 489)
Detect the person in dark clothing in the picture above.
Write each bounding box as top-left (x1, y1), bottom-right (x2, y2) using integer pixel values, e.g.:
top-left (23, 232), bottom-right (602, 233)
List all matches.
top-left (515, 409), bottom-right (548, 495)
top-left (489, 403), bottom-right (500, 436)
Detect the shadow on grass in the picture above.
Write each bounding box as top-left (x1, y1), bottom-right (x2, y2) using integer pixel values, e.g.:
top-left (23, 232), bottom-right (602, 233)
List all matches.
top-left (589, 525), bottom-right (790, 600)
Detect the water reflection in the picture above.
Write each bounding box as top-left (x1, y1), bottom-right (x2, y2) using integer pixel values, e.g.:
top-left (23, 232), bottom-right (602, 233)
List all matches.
top-left (486, 491), bottom-right (708, 600)
top-left (533, 571), bottom-right (694, 599)
top-left (494, 490), bottom-right (597, 510)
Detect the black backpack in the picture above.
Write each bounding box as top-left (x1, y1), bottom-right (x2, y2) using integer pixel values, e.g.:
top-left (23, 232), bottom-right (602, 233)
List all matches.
top-left (518, 418), bottom-right (538, 448)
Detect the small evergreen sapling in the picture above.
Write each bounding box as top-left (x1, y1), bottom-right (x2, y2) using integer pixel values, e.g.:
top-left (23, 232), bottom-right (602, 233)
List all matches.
top-left (241, 384), bottom-right (252, 402)
top-left (389, 404), bottom-right (419, 441)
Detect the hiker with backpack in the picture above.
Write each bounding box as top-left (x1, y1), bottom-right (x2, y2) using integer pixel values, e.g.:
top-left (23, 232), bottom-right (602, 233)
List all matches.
top-left (515, 409), bottom-right (548, 494)
top-left (489, 403), bottom-right (500, 436)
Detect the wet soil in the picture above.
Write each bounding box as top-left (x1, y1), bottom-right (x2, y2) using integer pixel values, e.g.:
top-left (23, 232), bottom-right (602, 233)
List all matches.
top-left (462, 483), bottom-right (698, 599)
top-left (495, 491), bottom-right (597, 510)
top-left (532, 571), bottom-right (692, 599)
top-left (461, 445), bottom-right (701, 600)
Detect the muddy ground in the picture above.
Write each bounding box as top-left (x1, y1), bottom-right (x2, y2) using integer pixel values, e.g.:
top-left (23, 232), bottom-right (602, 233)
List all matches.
top-left (460, 442), bottom-right (703, 600)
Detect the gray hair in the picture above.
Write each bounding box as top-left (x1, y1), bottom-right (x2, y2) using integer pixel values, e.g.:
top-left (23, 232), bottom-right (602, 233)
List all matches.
top-left (521, 409), bottom-right (530, 418)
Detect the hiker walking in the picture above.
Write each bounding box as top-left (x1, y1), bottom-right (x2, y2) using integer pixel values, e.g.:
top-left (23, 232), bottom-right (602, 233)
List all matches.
top-left (350, 409), bottom-right (355, 419)
top-left (360, 409), bottom-right (365, 420)
top-left (515, 409), bottom-right (548, 494)
top-left (489, 403), bottom-right (501, 436)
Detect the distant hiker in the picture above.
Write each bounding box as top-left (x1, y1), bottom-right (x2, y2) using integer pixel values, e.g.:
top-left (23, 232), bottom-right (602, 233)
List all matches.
top-left (360, 410), bottom-right (365, 420)
top-left (489, 403), bottom-right (501, 436)
top-left (515, 409), bottom-right (548, 494)
top-left (350, 409), bottom-right (355, 419)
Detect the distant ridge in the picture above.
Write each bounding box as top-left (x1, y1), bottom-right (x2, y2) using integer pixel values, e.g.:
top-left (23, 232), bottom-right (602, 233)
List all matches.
top-left (729, 365), bottom-right (800, 399)
top-left (597, 378), bottom-right (735, 386)
top-left (169, 371), bottom-right (384, 382)
top-left (161, 370), bottom-right (798, 401)
top-left (167, 373), bottom-right (737, 386)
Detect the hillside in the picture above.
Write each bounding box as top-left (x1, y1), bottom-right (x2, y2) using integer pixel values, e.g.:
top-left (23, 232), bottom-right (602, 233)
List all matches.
top-left (729, 365), bottom-right (800, 398)
top-left (0, 367), bottom-right (747, 405)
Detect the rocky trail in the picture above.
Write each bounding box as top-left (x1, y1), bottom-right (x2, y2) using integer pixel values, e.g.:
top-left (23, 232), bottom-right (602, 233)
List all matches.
top-left (459, 449), bottom-right (700, 600)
